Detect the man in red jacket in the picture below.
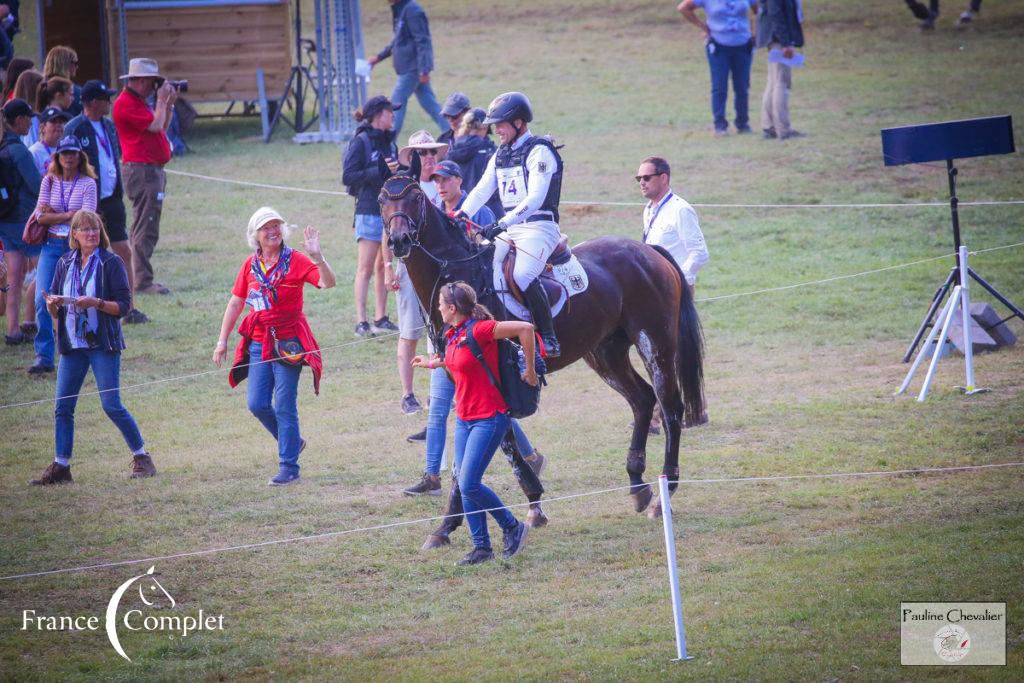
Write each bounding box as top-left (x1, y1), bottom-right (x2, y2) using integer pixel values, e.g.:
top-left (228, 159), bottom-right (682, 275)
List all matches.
top-left (112, 58), bottom-right (177, 295)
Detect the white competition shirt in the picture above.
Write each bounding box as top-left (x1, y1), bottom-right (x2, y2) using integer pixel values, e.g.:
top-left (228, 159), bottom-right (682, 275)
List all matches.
top-left (643, 190), bottom-right (709, 286)
top-left (461, 130), bottom-right (558, 227)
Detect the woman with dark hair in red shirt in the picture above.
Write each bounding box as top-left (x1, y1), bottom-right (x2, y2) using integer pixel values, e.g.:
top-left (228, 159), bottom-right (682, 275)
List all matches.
top-left (412, 281), bottom-right (538, 565)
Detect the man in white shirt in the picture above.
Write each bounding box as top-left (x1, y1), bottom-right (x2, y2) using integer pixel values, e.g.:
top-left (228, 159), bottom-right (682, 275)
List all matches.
top-left (636, 156), bottom-right (709, 292)
top-left (460, 92), bottom-right (564, 356)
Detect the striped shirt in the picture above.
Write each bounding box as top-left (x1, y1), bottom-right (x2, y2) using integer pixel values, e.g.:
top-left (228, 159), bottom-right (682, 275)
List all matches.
top-left (35, 174), bottom-right (98, 238)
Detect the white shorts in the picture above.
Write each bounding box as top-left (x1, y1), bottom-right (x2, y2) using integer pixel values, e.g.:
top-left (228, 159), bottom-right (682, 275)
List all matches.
top-left (395, 261), bottom-right (426, 341)
top-left (492, 220), bottom-right (561, 290)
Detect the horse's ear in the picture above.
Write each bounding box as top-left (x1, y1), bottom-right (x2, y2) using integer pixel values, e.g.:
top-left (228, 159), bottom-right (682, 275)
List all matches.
top-left (409, 151), bottom-right (422, 181)
top-left (378, 154), bottom-right (392, 181)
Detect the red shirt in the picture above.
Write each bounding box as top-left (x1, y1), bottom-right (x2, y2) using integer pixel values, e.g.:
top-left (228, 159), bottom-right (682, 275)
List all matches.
top-left (232, 250), bottom-right (321, 343)
top-left (446, 319), bottom-right (508, 421)
top-left (112, 88), bottom-right (172, 165)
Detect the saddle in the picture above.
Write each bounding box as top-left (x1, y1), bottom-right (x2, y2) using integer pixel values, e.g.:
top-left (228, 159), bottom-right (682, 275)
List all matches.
top-left (501, 235), bottom-right (573, 306)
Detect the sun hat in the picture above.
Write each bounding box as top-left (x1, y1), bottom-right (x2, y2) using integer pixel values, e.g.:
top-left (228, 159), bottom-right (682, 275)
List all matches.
top-left (119, 58), bottom-right (164, 82)
top-left (397, 129), bottom-right (449, 166)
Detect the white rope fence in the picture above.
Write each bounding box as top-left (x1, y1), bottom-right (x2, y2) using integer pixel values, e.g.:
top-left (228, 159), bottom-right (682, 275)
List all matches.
top-left (1, 461), bottom-right (1019, 582)
top-left (165, 169), bottom-right (1024, 209)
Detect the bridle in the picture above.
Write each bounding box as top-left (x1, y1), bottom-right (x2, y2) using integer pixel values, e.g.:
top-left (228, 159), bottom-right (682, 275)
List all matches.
top-left (378, 173), bottom-right (496, 355)
top-left (379, 174), bottom-right (427, 252)
top-left (378, 174), bottom-right (485, 268)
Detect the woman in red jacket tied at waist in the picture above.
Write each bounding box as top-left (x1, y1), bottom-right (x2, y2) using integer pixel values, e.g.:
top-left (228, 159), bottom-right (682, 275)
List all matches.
top-left (213, 207), bottom-right (336, 486)
top-left (412, 281), bottom-right (537, 566)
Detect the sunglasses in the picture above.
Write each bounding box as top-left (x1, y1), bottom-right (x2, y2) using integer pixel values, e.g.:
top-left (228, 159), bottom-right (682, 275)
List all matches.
top-left (74, 227), bottom-right (100, 234)
top-left (416, 149), bottom-right (439, 157)
top-left (635, 172), bottom-right (665, 183)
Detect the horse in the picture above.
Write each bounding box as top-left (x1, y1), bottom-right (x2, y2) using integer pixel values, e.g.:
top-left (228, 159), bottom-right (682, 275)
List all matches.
top-left (378, 172), bottom-right (705, 537)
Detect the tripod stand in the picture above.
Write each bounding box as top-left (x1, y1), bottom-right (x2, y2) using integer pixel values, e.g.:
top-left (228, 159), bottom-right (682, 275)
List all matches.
top-left (881, 115), bottom-right (1020, 363)
top-left (902, 159), bottom-right (1024, 362)
top-left (265, 0), bottom-right (320, 142)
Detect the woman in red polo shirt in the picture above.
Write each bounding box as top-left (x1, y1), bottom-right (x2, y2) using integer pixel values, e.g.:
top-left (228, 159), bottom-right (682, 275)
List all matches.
top-left (213, 207), bottom-right (336, 486)
top-left (412, 281), bottom-right (538, 565)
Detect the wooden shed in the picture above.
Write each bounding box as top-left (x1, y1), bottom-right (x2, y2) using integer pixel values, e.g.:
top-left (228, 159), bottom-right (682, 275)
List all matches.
top-left (38, 0), bottom-right (292, 106)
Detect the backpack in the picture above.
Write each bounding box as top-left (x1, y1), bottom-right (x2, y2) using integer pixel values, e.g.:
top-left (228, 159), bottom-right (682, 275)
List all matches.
top-left (342, 133), bottom-right (372, 197)
top-left (0, 138), bottom-right (21, 220)
top-left (463, 319), bottom-right (547, 419)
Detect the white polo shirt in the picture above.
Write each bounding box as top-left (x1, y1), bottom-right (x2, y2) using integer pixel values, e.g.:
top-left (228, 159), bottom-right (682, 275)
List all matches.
top-left (643, 190), bottom-right (709, 286)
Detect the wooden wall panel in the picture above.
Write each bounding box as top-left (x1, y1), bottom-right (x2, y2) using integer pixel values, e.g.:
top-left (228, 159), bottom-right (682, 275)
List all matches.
top-left (105, 1), bottom-right (291, 103)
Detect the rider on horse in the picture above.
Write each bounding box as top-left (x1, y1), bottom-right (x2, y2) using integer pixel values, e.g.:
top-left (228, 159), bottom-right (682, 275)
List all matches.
top-left (457, 92), bottom-right (564, 358)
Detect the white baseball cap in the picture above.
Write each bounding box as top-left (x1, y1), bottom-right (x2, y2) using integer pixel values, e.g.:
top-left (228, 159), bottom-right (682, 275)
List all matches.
top-left (248, 207), bottom-right (285, 233)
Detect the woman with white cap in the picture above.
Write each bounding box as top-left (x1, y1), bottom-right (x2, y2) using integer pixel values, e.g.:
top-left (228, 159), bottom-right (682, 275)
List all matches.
top-left (213, 207), bottom-right (336, 486)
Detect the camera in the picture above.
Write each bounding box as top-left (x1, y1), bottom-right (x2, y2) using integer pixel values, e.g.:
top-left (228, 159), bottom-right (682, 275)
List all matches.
top-left (166, 79), bottom-right (189, 93)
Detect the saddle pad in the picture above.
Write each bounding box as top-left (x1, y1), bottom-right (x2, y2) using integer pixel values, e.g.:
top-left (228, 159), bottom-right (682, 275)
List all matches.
top-left (494, 254), bottom-right (590, 322)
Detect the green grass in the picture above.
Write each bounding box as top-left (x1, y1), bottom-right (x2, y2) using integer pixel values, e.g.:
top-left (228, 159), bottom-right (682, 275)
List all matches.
top-left (2, 0), bottom-right (1023, 680)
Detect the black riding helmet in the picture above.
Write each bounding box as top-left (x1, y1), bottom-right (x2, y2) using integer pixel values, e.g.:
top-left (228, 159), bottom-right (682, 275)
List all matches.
top-left (483, 92), bottom-right (533, 126)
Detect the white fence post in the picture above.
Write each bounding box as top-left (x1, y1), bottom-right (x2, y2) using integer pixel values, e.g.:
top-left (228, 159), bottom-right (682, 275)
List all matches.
top-left (958, 246), bottom-right (976, 391)
top-left (659, 474), bottom-right (693, 661)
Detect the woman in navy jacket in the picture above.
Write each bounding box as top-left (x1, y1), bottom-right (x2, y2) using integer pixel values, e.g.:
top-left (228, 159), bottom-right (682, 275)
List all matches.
top-left (31, 209), bottom-right (152, 486)
top-left (341, 95), bottom-right (401, 338)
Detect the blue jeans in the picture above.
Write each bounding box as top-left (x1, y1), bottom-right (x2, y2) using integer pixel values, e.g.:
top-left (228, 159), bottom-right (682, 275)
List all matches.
top-left (246, 341), bottom-right (303, 473)
top-left (390, 71), bottom-right (449, 138)
top-left (454, 412), bottom-right (517, 551)
top-left (34, 237), bottom-right (70, 366)
top-left (425, 368), bottom-right (535, 476)
top-left (706, 39), bottom-right (753, 131)
top-left (54, 348), bottom-right (144, 459)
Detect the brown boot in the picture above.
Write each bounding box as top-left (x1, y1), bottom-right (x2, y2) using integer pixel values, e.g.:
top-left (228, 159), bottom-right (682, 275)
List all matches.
top-left (131, 453), bottom-right (157, 479)
top-left (31, 462), bottom-right (73, 486)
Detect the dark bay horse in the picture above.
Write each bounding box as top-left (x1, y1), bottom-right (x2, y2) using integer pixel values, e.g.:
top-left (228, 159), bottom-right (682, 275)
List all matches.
top-left (379, 173), bottom-right (705, 522)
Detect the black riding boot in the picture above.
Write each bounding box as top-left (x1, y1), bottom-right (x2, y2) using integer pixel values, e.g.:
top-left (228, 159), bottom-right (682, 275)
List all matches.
top-left (524, 279), bottom-right (560, 357)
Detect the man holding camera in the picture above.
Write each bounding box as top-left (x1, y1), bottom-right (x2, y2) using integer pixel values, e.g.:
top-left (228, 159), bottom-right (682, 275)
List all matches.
top-left (113, 58), bottom-right (177, 296)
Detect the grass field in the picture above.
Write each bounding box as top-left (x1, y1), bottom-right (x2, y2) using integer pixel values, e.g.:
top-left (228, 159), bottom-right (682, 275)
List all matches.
top-left (1, 0), bottom-right (1023, 679)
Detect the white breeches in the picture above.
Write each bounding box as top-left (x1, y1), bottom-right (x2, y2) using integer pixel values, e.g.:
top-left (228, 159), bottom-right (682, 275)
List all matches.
top-left (492, 221), bottom-right (561, 290)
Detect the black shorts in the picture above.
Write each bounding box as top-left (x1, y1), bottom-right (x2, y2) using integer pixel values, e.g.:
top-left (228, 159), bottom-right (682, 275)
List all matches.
top-left (98, 194), bottom-right (129, 243)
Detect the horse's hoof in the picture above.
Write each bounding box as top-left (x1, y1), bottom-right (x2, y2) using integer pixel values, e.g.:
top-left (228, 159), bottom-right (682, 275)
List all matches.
top-left (421, 533), bottom-right (450, 550)
top-left (631, 484), bottom-right (653, 513)
top-left (647, 498), bottom-right (663, 520)
top-left (527, 507), bottom-right (548, 528)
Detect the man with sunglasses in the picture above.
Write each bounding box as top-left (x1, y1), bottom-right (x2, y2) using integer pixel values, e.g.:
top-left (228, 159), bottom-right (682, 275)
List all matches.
top-left (458, 92), bottom-right (564, 357)
top-left (636, 157), bottom-right (708, 293)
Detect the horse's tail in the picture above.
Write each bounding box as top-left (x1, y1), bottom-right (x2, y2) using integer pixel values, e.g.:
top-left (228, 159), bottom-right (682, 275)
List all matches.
top-left (650, 245), bottom-right (705, 427)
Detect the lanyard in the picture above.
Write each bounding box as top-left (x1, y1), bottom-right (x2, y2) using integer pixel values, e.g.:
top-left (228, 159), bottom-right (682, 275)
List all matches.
top-left (58, 174), bottom-right (81, 213)
top-left (74, 252), bottom-right (98, 297)
top-left (644, 192), bottom-right (673, 241)
top-left (93, 122), bottom-right (112, 158)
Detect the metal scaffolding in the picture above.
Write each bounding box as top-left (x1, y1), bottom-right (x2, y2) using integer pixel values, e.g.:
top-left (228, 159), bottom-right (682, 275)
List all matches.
top-left (294, 0), bottom-right (367, 144)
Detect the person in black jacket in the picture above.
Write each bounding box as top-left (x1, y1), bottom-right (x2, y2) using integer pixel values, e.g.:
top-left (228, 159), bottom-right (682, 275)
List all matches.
top-left (445, 108), bottom-right (503, 219)
top-left (0, 98), bottom-right (42, 345)
top-left (65, 80), bottom-right (148, 325)
top-left (341, 95), bottom-right (401, 338)
top-left (31, 209), bottom-right (154, 486)
top-left (367, 0), bottom-right (447, 137)
top-left (755, 0), bottom-right (804, 140)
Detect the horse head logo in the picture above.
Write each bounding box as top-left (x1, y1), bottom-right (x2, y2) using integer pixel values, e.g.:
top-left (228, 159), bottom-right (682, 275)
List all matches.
top-left (105, 566), bottom-right (175, 662)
